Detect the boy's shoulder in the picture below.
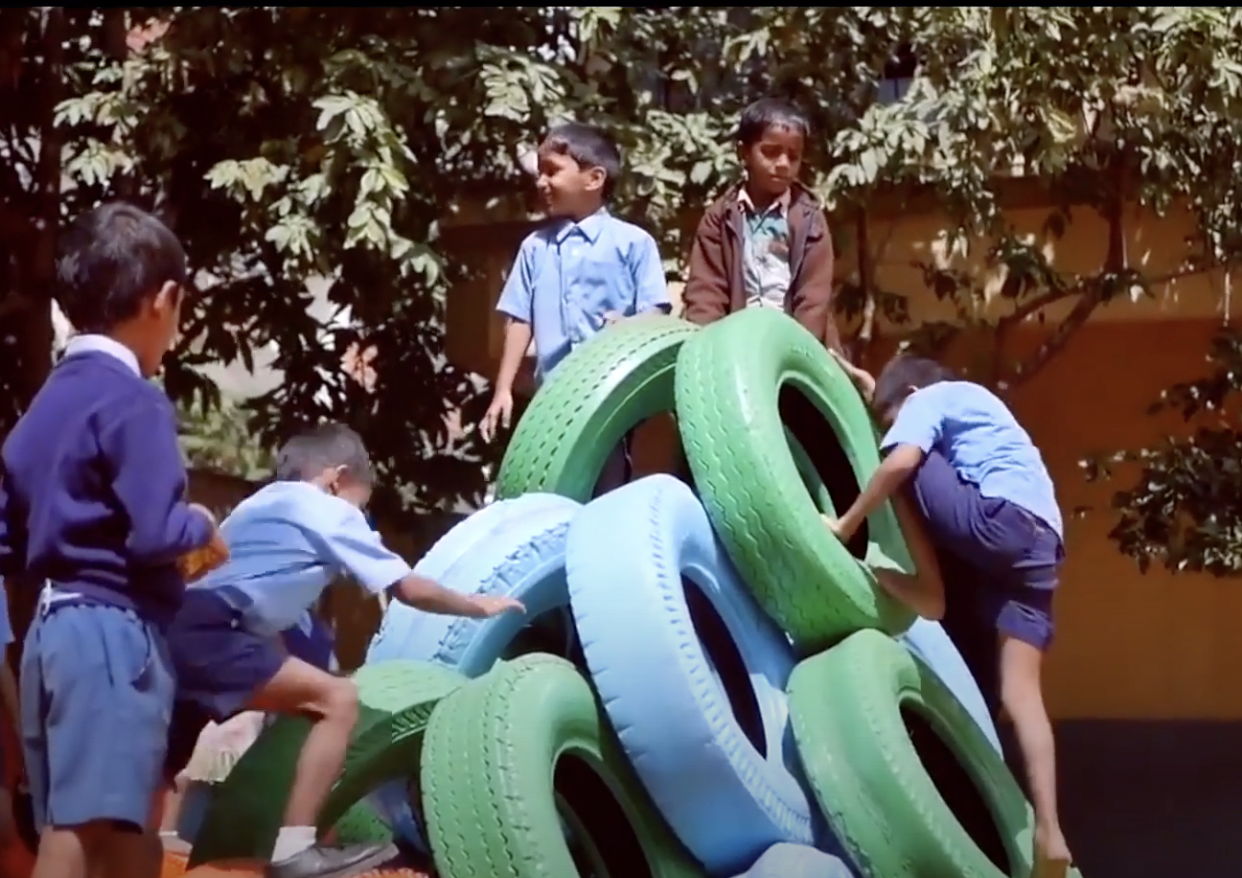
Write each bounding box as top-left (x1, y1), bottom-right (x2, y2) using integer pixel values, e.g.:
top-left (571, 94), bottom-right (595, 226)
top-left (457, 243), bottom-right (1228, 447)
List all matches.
top-left (227, 480), bottom-right (363, 532)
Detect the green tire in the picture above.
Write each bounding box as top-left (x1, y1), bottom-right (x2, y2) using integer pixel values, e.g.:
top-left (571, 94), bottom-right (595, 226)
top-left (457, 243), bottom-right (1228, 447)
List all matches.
top-left (421, 654), bottom-right (704, 878)
top-left (495, 315), bottom-right (698, 501)
top-left (674, 307), bottom-right (914, 651)
top-left (188, 660), bottom-right (464, 866)
top-left (788, 630), bottom-right (1084, 878)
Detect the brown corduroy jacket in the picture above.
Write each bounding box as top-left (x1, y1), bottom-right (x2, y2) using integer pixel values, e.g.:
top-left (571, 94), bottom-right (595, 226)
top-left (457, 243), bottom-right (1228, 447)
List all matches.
top-left (682, 182), bottom-right (841, 352)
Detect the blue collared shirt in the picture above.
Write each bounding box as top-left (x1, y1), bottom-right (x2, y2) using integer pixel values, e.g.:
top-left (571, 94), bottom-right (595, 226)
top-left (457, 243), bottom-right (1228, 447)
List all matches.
top-left (881, 381), bottom-right (1064, 538)
top-left (197, 480), bottom-right (412, 636)
top-left (495, 209), bottom-right (670, 380)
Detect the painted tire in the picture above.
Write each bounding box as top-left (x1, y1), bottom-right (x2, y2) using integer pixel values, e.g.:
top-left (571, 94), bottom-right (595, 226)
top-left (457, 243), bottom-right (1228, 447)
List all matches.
top-left (787, 630), bottom-right (1085, 878)
top-left (188, 661), bottom-right (463, 866)
top-left (421, 654), bottom-right (704, 878)
top-left (675, 307), bottom-right (915, 651)
top-left (567, 474), bottom-right (816, 873)
top-left (365, 493), bottom-right (582, 676)
top-left (899, 619), bottom-right (1002, 754)
top-left (729, 843), bottom-right (855, 878)
top-left (495, 315), bottom-right (698, 501)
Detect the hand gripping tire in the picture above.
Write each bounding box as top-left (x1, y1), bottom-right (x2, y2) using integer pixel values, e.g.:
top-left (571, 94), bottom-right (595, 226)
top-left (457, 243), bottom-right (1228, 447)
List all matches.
top-left (187, 661), bottom-right (463, 867)
top-left (495, 315), bottom-right (698, 501)
top-left (420, 654), bottom-right (704, 878)
top-left (566, 474), bottom-right (816, 874)
top-left (674, 307), bottom-right (915, 652)
top-left (787, 630), bottom-right (1085, 878)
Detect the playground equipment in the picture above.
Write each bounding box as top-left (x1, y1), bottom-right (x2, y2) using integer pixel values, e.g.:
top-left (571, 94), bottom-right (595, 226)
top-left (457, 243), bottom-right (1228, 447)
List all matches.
top-left (15, 311), bottom-right (1079, 878)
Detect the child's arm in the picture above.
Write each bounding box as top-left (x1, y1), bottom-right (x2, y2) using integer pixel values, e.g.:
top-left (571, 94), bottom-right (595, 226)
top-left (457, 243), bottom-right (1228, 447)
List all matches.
top-left (682, 207), bottom-right (731, 325)
top-left (867, 491), bottom-right (945, 620)
top-left (630, 232), bottom-right (671, 316)
top-left (102, 397), bottom-right (216, 563)
top-left (830, 391), bottom-right (944, 541)
top-left (484, 241), bottom-right (538, 440)
top-left (323, 509), bottom-right (525, 619)
top-left (790, 211), bottom-right (843, 353)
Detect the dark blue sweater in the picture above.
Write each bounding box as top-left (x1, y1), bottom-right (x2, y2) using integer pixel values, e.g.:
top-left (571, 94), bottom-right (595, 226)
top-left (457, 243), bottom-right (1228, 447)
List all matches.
top-left (0, 350), bottom-right (214, 626)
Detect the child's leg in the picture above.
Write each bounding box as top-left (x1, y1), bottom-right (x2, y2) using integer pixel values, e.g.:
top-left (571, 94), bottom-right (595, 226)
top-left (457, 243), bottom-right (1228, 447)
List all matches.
top-left (867, 489), bottom-right (946, 620)
top-left (21, 600), bottom-right (174, 878)
top-left (170, 590), bottom-right (392, 877)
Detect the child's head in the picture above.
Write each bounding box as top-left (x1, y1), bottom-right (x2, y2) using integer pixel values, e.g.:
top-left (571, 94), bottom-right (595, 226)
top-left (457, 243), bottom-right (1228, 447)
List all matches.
top-left (56, 202), bottom-right (188, 378)
top-left (275, 422), bottom-right (374, 509)
top-left (872, 355), bottom-right (956, 426)
top-left (737, 98), bottom-right (811, 201)
top-left (535, 123), bottom-right (622, 221)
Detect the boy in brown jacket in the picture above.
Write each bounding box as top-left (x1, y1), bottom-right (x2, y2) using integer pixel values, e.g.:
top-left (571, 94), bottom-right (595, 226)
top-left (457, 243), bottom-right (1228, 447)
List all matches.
top-left (684, 98), bottom-right (841, 352)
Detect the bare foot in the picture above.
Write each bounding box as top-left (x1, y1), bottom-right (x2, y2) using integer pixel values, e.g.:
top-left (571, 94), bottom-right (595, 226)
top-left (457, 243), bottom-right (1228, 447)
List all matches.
top-left (1033, 826), bottom-right (1072, 878)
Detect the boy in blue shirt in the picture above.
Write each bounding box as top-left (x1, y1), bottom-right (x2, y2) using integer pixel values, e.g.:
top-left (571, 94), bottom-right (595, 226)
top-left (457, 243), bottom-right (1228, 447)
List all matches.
top-left (164, 423), bottom-right (524, 878)
top-left (0, 203), bottom-right (222, 878)
top-left (827, 354), bottom-right (1072, 878)
top-left (480, 122), bottom-right (670, 492)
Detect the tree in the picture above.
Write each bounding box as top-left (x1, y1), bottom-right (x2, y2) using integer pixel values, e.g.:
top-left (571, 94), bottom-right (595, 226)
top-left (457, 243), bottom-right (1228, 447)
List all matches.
top-left (7, 7), bottom-right (1242, 529)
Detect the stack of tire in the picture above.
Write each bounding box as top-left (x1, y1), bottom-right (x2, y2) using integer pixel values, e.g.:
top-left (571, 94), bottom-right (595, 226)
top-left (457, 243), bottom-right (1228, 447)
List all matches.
top-left (184, 310), bottom-right (1081, 878)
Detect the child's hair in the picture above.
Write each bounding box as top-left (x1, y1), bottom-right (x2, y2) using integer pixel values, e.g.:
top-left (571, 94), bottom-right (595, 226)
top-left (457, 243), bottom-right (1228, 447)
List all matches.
top-left (873, 354), bottom-right (957, 412)
top-left (541, 122), bottom-right (622, 200)
top-left (737, 98), bottom-right (812, 148)
top-left (275, 422), bottom-right (373, 485)
top-left (55, 202), bottom-right (188, 333)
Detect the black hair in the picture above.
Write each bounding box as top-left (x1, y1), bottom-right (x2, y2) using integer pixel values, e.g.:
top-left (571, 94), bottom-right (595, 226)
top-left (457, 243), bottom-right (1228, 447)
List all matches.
top-left (737, 98), bottom-right (812, 148)
top-left (540, 122), bottom-right (623, 200)
top-left (275, 422), bottom-right (373, 485)
top-left (873, 355), bottom-right (957, 412)
top-left (55, 201), bottom-right (188, 333)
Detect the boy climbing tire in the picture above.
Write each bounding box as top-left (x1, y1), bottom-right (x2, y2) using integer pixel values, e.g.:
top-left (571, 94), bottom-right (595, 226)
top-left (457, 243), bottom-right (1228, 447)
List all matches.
top-left (420, 654), bottom-right (703, 878)
top-left (787, 630), bottom-right (1084, 878)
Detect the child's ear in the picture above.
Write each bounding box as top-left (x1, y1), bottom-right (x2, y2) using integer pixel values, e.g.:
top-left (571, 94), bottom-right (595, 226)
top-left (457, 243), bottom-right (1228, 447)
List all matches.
top-left (152, 280), bottom-right (181, 315)
top-left (585, 166), bottom-right (606, 192)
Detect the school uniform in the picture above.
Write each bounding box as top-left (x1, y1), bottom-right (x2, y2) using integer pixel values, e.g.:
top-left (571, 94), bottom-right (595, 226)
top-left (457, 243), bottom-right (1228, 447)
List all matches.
top-left (496, 208), bottom-right (670, 494)
top-left (0, 335), bottom-right (213, 831)
top-left (163, 481), bottom-right (409, 778)
top-left (881, 381), bottom-right (1064, 707)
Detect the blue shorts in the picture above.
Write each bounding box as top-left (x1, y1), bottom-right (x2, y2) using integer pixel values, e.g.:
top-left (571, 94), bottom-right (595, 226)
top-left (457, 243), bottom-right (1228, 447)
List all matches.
top-left (281, 614), bottom-right (336, 672)
top-left (20, 598), bottom-right (175, 831)
top-left (164, 589), bottom-right (285, 779)
top-left (910, 449), bottom-right (1064, 652)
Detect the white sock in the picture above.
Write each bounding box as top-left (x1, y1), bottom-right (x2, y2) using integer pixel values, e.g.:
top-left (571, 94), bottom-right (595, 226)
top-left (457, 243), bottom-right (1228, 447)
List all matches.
top-left (272, 825), bottom-right (317, 862)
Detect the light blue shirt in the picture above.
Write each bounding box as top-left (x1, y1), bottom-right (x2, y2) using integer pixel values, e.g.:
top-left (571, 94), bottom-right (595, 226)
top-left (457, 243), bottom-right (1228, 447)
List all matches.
top-left (495, 209), bottom-right (669, 380)
top-left (881, 381), bottom-right (1063, 538)
top-left (198, 481), bottom-right (412, 636)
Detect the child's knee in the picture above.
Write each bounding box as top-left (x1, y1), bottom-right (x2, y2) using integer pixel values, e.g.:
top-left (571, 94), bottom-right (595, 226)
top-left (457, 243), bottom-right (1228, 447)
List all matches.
top-left (317, 677), bottom-right (359, 726)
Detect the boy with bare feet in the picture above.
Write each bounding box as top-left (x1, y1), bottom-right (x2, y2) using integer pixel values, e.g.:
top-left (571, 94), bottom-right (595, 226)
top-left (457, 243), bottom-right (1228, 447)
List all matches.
top-left (828, 352), bottom-right (1073, 878)
top-left (164, 423), bottom-right (524, 878)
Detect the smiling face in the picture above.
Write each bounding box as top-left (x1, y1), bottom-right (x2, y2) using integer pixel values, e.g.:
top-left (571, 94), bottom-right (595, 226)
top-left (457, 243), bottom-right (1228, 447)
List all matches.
top-left (739, 123), bottom-right (805, 200)
top-left (535, 146), bottom-right (605, 220)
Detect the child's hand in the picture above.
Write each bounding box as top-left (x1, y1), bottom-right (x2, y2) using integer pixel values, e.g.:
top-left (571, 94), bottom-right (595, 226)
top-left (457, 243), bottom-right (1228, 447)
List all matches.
top-left (481, 389), bottom-right (514, 442)
top-left (469, 594), bottom-right (526, 618)
top-left (821, 512), bottom-right (856, 542)
top-left (830, 349), bottom-right (876, 402)
top-left (601, 311), bottom-right (623, 326)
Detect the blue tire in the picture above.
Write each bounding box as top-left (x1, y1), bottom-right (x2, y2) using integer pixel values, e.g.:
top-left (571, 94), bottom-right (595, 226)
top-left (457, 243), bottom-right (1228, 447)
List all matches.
top-left (899, 618), bottom-right (1002, 754)
top-left (567, 474), bottom-right (819, 876)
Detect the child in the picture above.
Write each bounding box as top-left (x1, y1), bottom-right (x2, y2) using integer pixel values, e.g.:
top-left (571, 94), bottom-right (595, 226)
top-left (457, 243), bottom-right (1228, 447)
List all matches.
top-left (827, 353), bottom-right (1072, 878)
top-left (480, 122), bottom-right (670, 493)
top-left (683, 98), bottom-right (842, 353)
top-left (0, 202), bottom-right (223, 878)
top-left (163, 422), bottom-right (525, 878)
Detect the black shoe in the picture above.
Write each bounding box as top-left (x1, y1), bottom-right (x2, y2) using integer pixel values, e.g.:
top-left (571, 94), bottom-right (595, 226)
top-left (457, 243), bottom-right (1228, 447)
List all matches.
top-left (266, 841), bottom-right (399, 878)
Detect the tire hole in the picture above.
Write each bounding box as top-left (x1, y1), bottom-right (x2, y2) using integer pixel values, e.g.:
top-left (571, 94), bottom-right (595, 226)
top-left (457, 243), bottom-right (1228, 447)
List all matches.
top-left (683, 577), bottom-right (767, 758)
top-left (778, 385), bottom-right (869, 558)
top-left (903, 706), bottom-right (1012, 873)
top-left (501, 608), bottom-right (587, 671)
top-left (555, 754), bottom-right (654, 878)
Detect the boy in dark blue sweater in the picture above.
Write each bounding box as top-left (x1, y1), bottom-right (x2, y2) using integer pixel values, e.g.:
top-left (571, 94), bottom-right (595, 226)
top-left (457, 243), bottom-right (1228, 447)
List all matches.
top-left (0, 203), bottom-right (221, 878)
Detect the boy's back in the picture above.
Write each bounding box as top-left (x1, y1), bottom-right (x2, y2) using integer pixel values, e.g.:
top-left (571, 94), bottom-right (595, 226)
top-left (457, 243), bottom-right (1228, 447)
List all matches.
top-left (196, 479), bottom-right (410, 636)
top-left (882, 380), bottom-right (1062, 537)
top-left (2, 339), bottom-right (203, 624)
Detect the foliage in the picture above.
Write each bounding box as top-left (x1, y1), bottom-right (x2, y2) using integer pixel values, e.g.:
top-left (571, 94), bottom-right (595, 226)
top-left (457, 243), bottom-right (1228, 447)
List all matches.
top-left (177, 396), bottom-right (275, 483)
top-left (5, 7), bottom-right (1242, 531)
top-left (1082, 328), bottom-right (1242, 576)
